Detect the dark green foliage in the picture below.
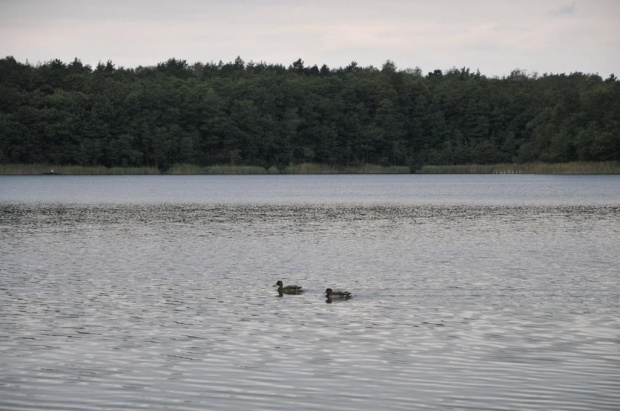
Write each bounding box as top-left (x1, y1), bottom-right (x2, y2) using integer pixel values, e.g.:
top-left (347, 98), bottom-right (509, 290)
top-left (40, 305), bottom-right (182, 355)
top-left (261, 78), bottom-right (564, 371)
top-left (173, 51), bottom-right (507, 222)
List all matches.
top-left (0, 56), bottom-right (618, 168)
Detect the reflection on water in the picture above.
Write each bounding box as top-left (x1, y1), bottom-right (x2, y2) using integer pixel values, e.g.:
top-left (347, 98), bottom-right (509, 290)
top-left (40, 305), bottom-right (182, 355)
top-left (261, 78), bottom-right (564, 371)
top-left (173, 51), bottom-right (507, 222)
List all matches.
top-left (1, 177), bottom-right (620, 410)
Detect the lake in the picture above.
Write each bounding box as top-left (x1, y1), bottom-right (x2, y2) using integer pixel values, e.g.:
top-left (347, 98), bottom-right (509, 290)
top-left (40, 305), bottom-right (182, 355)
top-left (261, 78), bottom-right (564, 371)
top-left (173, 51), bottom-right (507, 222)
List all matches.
top-left (1, 175), bottom-right (619, 410)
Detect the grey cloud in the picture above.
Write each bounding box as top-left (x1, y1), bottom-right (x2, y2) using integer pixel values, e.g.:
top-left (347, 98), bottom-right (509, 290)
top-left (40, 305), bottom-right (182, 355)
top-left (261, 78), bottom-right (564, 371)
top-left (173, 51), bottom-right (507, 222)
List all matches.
top-left (0, 0), bottom-right (618, 77)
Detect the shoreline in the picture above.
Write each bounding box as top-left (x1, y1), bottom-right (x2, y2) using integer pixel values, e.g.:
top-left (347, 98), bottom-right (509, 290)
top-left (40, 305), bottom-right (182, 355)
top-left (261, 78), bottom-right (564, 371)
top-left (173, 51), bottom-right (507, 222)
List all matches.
top-left (1, 162), bottom-right (619, 175)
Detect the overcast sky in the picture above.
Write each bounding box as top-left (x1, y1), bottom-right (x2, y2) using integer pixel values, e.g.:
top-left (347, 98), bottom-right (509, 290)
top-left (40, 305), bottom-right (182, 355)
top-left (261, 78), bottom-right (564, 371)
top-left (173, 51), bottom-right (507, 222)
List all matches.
top-left (1, 0), bottom-right (618, 77)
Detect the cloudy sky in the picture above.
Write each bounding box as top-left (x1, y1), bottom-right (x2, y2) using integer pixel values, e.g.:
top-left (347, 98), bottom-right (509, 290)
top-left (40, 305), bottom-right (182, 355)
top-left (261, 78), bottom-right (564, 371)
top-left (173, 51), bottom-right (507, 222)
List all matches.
top-left (1, 0), bottom-right (618, 77)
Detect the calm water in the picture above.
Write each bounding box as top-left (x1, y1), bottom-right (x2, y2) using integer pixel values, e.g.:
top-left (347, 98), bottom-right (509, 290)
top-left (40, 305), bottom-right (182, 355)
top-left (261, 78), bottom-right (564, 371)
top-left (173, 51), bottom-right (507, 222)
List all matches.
top-left (1, 175), bottom-right (619, 410)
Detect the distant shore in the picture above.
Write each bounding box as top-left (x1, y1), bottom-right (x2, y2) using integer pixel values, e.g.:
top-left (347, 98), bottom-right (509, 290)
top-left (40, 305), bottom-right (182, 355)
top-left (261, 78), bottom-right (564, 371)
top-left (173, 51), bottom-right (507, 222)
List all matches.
top-left (1, 162), bottom-right (619, 175)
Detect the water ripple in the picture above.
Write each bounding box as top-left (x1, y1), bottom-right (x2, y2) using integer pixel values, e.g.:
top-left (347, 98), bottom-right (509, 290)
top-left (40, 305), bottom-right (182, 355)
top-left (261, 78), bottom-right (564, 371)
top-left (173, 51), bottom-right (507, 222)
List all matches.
top-left (1, 202), bottom-right (619, 410)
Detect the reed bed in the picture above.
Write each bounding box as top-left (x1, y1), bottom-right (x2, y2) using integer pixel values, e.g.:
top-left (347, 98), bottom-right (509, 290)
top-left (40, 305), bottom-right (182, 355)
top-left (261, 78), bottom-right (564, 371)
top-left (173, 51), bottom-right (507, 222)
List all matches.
top-left (167, 164), bottom-right (206, 175)
top-left (418, 162), bottom-right (620, 174)
top-left (104, 166), bottom-right (159, 175)
top-left (0, 164), bottom-right (159, 175)
top-left (281, 163), bottom-right (410, 174)
top-left (203, 165), bottom-right (269, 175)
top-left (173, 163), bottom-right (410, 174)
top-left (2, 162), bottom-right (619, 175)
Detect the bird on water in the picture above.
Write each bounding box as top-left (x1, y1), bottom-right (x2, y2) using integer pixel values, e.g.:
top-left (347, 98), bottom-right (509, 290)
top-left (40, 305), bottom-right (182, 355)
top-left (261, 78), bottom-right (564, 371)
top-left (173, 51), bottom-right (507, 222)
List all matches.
top-left (325, 288), bottom-right (352, 300)
top-left (274, 280), bottom-right (303, 295)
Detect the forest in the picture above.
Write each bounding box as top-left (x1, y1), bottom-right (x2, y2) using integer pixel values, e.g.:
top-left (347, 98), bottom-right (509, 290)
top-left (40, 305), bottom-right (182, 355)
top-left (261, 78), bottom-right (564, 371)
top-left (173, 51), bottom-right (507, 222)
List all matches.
top-left (0, 56), bottom-right (618, 172)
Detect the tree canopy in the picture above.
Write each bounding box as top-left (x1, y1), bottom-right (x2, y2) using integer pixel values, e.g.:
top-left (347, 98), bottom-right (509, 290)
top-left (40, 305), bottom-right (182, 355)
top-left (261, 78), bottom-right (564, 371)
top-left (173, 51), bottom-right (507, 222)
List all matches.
top-left (1, 56), bottom-right (618, 170)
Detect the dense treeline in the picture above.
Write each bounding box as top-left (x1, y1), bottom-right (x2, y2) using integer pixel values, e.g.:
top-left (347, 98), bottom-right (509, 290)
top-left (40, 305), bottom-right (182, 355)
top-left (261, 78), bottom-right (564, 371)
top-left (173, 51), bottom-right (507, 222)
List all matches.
top-left (0, 56), bottom-right (618, 171)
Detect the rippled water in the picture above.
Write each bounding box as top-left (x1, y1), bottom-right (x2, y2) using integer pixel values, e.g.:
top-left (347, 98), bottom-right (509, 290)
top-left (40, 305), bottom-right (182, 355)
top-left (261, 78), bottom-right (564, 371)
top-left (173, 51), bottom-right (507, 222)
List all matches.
top-left (1, 175), bottom-right (619, 410)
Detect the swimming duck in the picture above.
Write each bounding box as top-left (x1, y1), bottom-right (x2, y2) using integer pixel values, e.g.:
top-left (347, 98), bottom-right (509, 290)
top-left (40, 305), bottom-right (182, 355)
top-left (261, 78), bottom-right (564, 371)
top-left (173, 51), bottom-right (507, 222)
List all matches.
top-left (325, 288), bottom-right (351, 300)
top-left (274, 280), bottom-right (303, 294)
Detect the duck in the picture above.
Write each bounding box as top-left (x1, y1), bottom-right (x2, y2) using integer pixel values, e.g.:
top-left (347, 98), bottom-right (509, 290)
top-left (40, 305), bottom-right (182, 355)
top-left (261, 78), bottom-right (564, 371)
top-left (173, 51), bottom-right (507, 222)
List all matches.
top-left (325, 288), bottom-right (351, 300)
top-left (274, 280), bottom-right (303, 295)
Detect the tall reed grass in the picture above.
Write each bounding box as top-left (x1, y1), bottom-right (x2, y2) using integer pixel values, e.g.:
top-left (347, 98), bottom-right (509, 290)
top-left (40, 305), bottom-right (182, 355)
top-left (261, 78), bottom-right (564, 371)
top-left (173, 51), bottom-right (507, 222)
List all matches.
top-left (167, 164), bottom-right (205, 174)
top-left (171, 163), bottom-right (410, 174)
top-left (418, 162), bottom-right (620, 174)
top-left (2, 162), bottom-right (619, 175)
top-left (0, 164), bottom-right (159, 175)
top-left (281, 163), bottom-right (410, 174)
top-left (203, 165), bottom-right (269, 174)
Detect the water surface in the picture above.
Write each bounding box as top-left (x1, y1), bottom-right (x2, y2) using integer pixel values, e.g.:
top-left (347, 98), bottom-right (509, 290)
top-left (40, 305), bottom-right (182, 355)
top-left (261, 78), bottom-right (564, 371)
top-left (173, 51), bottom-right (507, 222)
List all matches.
top-left (1, 175), bottom-right (619, 410)
top-left (2, 174), bottom-right (620, 205)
